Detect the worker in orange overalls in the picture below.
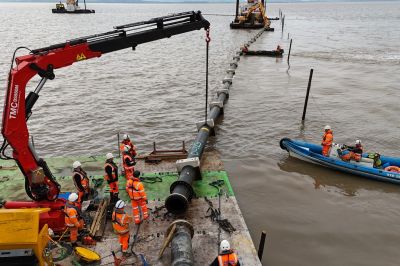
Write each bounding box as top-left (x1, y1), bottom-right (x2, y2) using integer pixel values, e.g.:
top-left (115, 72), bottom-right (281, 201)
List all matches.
top-left (64, 193), bottom-right (84, 246)
top-left (321, 125), bottom-right (333, 157)
top-left (125, 170), bottom-right (148, 224)
top-left (104, 152), bottom-right (119, 204)
top-left (210, 240), bottom-right (240, 266)
top-left (120, 134), bottom-right (137, 158)
top-left (112, 200), bottom-right (133, 256)
top-left (122, 145), bottom-right (136, 179)
top-left (339, 139), bottom-right (363, 162)
top-left (72, 161), bottom-right (90, 205)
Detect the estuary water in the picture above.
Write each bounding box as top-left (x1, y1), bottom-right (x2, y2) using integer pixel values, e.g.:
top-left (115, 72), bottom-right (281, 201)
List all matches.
top-left (1, 1), bottom-right (400, 265)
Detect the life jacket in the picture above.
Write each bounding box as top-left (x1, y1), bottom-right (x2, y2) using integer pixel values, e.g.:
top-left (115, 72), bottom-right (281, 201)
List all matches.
top-left (322, 130), bottom-right (333, 146)
top-left (104, 161), bottom-right (118, 183)
top-left (73, 170), bottom-right (89, 192)
top-left (368, 153), bottom-right (382, 168)
top-left (126, 178), bottom-right (144, 201)
top-left (112, 209), bottom-right (130, 234)
top-left (218, 251), bottom-right (239, 266)
top-left (64, 202), bottom-right (81, 227)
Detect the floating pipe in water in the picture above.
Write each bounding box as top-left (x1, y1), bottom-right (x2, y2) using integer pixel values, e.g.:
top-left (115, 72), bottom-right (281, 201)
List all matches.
top-left (165, 28), bottom-right (265, 215)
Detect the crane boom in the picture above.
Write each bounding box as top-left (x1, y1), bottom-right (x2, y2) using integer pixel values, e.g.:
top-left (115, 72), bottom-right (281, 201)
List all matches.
top-left (1, 11), bottom-right (209, 205)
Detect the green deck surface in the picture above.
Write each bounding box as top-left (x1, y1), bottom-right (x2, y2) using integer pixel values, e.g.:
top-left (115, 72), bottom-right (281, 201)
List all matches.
top-left (0, 156), bottom-right (234, 201)
top-left (108, 171), bottom-right (235, 202)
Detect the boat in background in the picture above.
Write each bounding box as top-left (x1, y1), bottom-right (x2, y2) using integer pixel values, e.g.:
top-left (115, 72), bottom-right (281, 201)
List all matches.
top-left (280, 138), bottom-right (400, 184)
top-left (52, 0), bottom-right (95, 14)
top-left (243, 49), bottom-right (284, 57)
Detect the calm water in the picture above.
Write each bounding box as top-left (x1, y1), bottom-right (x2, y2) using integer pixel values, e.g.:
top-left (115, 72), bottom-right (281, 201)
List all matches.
top-left (1, 1), bottom-right (400, 265)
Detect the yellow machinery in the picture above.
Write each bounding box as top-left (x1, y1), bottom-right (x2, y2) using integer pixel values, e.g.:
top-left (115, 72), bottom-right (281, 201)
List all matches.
top-left (230, 0), bottom-right (271, 29)
top-left (238, 2), bottom-right (270, 27)
top-left (0, 208), bottom-right (51, 266)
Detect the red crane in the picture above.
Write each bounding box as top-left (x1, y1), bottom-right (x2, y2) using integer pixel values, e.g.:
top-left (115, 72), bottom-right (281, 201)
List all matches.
top-left (1, 11), bottom-right (209, 232)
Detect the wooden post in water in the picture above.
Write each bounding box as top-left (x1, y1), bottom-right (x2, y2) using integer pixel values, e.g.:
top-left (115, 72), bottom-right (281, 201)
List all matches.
top-left (282, 15), bottom-right (285, 32)
top-left (235, 0), bottom-right (239, 20)
top-left (287, 39), bottom-right (293, 63)
top-left (302, 69), bottom-right (314, 121)
top-left (117, 132), bottom-right (121, 158)
top-left (257, 231), bottom-right (267, 260)
top-left (31, 135), bottom-right (35, 148)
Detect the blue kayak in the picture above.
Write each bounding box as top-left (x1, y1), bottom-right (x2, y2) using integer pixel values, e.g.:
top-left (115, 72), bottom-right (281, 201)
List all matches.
top-left (280, 138), bottom-right (400, 184)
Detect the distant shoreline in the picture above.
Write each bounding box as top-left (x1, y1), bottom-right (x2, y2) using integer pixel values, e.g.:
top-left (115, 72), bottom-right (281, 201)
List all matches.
top-left (1, 0), bottom-right (398, 3)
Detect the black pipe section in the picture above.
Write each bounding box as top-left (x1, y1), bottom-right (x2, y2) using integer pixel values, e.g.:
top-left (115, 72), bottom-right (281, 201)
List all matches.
top-left (171, 222), bottom-right (194, 265)
top-left (165, 75), bottom-right (233, 215)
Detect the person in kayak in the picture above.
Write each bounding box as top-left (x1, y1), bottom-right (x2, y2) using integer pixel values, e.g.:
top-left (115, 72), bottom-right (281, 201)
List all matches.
top-left (339, 139), bottom-right (363, 162)
top-left (321, 125), bottom-right (333, 156)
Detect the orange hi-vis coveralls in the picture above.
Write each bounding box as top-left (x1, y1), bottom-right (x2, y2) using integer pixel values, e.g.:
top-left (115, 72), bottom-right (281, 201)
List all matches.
top-left (321, 129), bottom-right (333, 157)
top-left (104, 160), bottom-right (119, 199)
top-left (112, 209), bottom-right (133, 252)
top-left (73, 170), bottom-right (90, 204)
top-left (217, 251), bottom-right (239, 266)
top-left (64, 201), bottom-right (84, 243)
top-left (123, 153), bottom-right (135, 180)
top-left (120, 139), bottom-right (137, 158)
top-left (341, 144), bottom-right (363, 162)
top-left (126, 177), bottom-right (148, 224)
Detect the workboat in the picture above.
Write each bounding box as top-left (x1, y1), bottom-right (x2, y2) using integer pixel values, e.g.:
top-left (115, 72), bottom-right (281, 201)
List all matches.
top-left (52, 0), bottom-right (95, 14)
top-left (280, 138), bottom-right (400, 184)
top-left (230, 0), bottom-right (273, 30)
top-left (243, 49), bottom-right (284, 57)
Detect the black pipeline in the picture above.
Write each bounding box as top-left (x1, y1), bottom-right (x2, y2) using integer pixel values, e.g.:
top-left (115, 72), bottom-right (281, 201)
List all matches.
top-left (165, 27), bottom-right (267, 215)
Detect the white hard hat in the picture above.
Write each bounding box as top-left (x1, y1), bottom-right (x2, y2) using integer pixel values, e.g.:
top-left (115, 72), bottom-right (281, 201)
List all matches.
top-left (124, 145), bottom-right (130, 153)
top-left (220, 240), bottom-right (230, 252)
top-left (324, 125), bottom-right (331, 130)
top-left (115, 200), bottom-right (126, 209)
top-left (72, 161), bottom-right (81, 169)
top-left (123, 134), bottom-right (129, 140)
top-left (355, 140), bottom-right (361, 145)
top-left (106, 152), bottom-right (114, 160)
top-left (68, 192), bottom-right (79, 202)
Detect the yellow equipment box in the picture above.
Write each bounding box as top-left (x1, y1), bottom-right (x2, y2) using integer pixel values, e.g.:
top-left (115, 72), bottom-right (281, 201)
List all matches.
top-left (0, 208), bottom-right (50, 266)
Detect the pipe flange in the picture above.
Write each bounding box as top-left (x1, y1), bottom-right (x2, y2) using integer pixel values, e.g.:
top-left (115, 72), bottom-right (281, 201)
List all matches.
top-left (217, 88), bottom-right (229, 97)
top-left (166, 219), bottom-right (194, 238)
top-left (222, 77), bottom-right (233, 84)
top-left (196, 119), bottom-right (214, 131)
top-left (176, 157), bottom-right (200, 172)
top-left (169, 180), bottom-right (194, 200)
top-left (209, 100), bottom-right (223, 109)
top-left (226, 68), bottom-right (235, 74)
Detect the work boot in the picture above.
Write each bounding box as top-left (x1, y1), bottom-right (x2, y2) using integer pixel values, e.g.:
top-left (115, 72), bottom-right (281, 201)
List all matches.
top-left (122, 252), bottom-right (132, 258)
